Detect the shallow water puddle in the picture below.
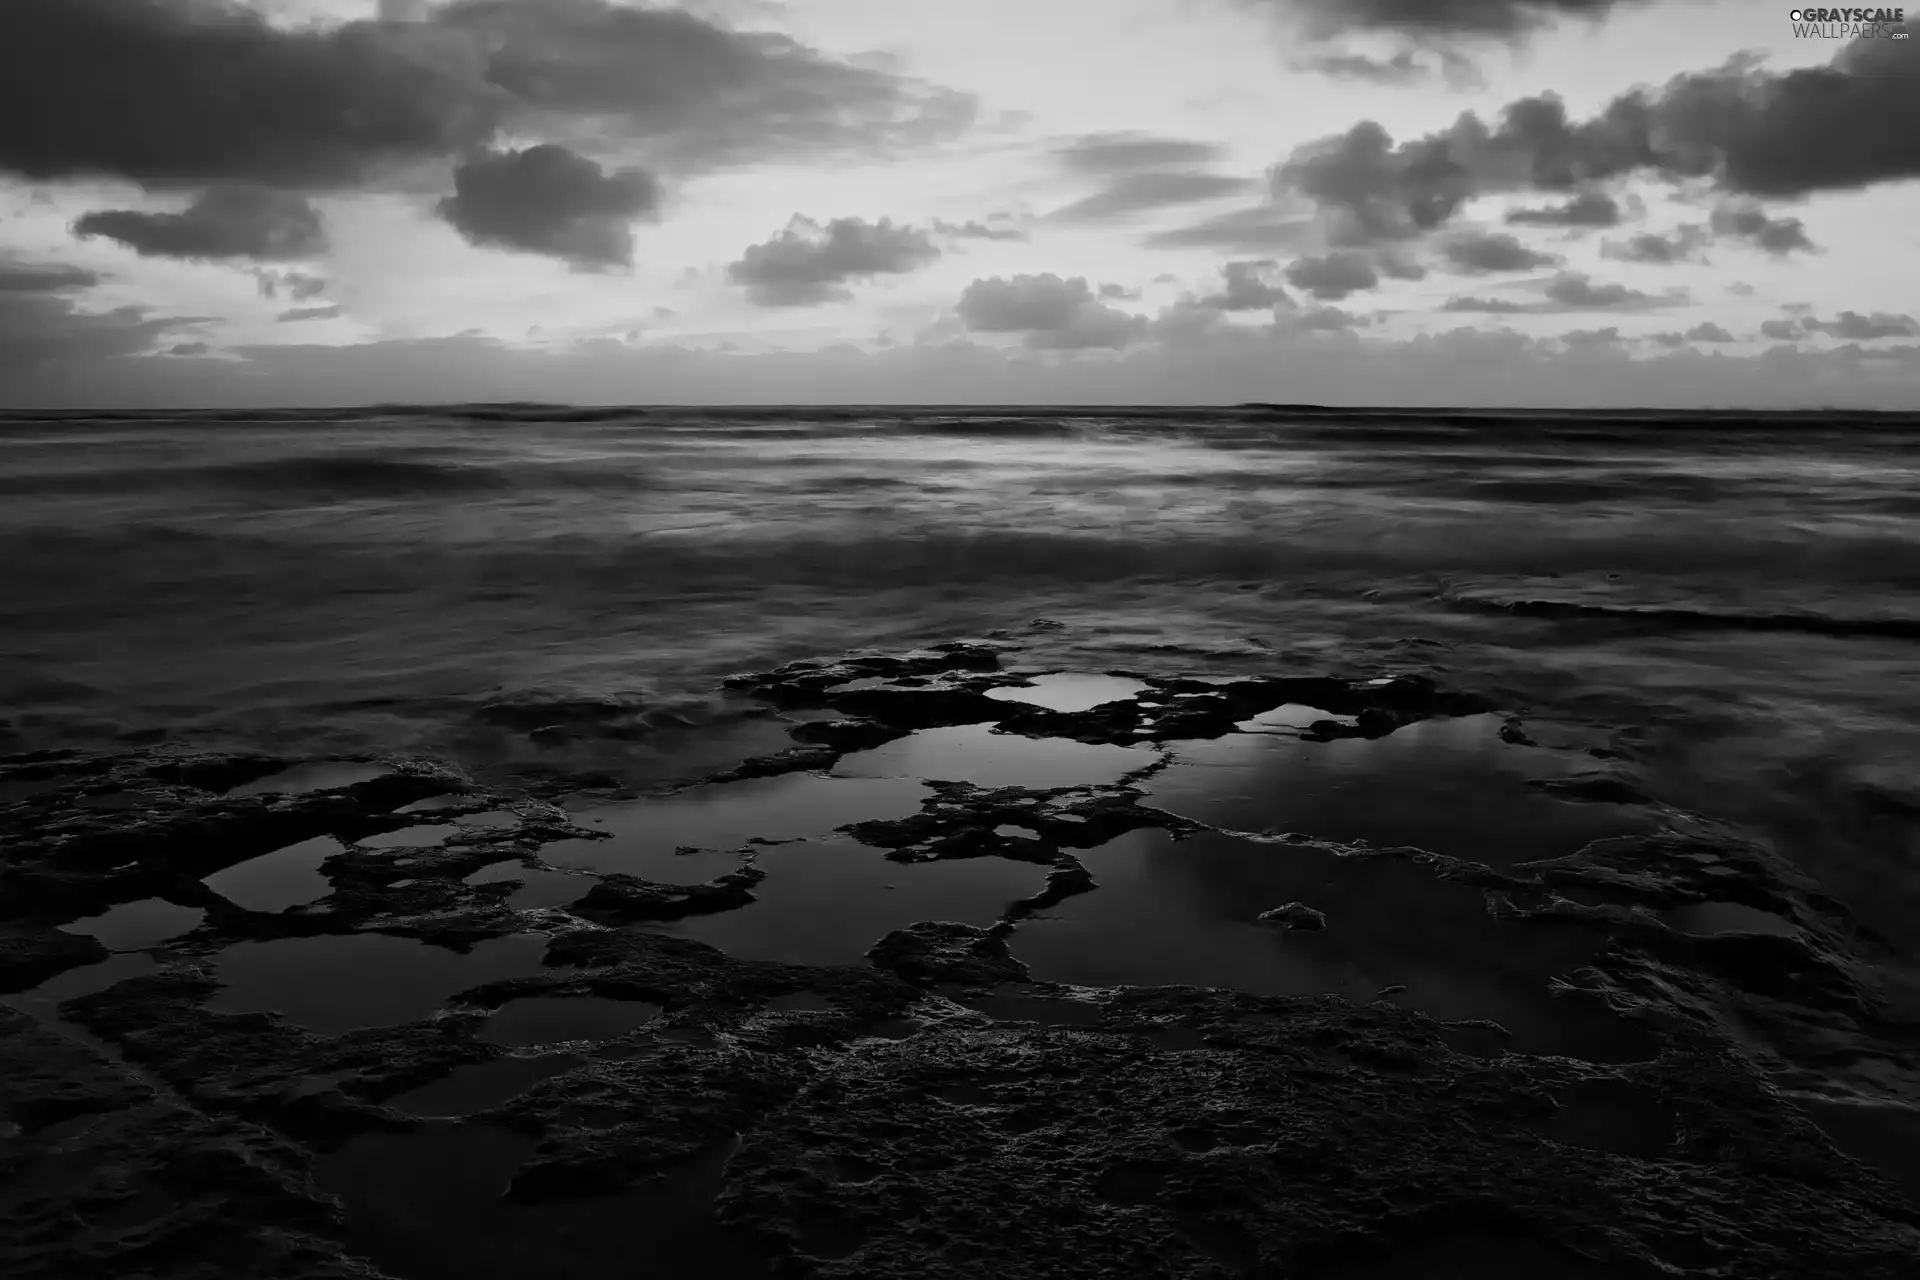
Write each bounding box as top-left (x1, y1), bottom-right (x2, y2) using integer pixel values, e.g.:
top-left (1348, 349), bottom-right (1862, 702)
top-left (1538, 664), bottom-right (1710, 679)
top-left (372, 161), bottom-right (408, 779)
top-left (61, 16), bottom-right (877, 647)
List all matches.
top-left (984, 673), bottom-right (1149, 713)
top-left (388, 1054), bottom-right (586, 1118)
top-left (4, 952), bottom-right (161, 1020)
top-left (314, 1125), bottom-right (771, 1280)
top-left (1662, 901), bottom-right (1799, 938)
top-left (1007, 829), bottom-right (1650, 1061)
top-left (654, 838), bottom-right (1048, 966)
top-left (1143, 714), bottom-right (1656, 866)
top-left (464, 859), bottom-right (594, 910)
top-left (202, 835), bottom-right (343, 912)
top-left (59, 898), bottom-right (203, 950)
top-left (834, 723), bottom-right (1156, 789)
top-left (360, 824), bottom-right (462, 849)
top-left (477, 996), bottom-right (662, 1047)
top-left (541, 773), bottom-right (930, 880)
top-left (223, 761), bottom-right (389, 798)
top-left (455, 810), bottom-right (521, 829)
top-left (207, 933), bottom-right (549, 1035)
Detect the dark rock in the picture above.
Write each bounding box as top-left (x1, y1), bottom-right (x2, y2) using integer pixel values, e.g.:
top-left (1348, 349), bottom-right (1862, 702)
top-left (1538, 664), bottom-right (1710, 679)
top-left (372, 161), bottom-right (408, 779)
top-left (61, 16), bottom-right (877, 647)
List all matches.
top-left (1259, 902), bottom-right (1328, 930)
top-left (0, 927), bottom-right (108, 994)
top-left (570, 867), bottom-right (766, 924)
top-left (867, 922), bottom-right (1029, 988)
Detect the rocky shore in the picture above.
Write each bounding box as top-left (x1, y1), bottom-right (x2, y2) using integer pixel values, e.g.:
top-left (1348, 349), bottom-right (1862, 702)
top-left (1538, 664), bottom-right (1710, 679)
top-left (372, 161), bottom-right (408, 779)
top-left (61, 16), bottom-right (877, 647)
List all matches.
top-left (3, 640), bottom-right (1917, 1278)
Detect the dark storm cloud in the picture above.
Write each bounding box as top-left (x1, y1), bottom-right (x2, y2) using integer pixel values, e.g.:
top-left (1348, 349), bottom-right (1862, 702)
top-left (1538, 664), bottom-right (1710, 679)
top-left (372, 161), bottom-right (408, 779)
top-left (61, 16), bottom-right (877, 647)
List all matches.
top-left (0, 0), bottom-right (972, 189)
top-left (728, 217), bottom-right (942, 307)
top-left (1199, 261), bottom-right (1292, 311)
top-left (1707, 203), bottom-right (1816, 255)
top-left (956, 274), bottom-right (1147, 349)
top-left (0, 256), bottom-right (193, 374)
top-left (1543, 272), bottom-right (1668, 309)
top-left (1270, 120), bottom-right (1476, 244)
top-left (1055, 133), bottom-right (1228, 175)
top-left (1269, 21), bottom-right (1920, 242)
top-left (73, 186), bottom-right (326, 262)
top-left (438, 144), bottom-right (660, 270)
top-left (1804, 311), bottom-right (1920, 340)
top-left (1283, 252), bottom-right (1380, 301)
top-left (437, 0), bottom-right (976, 170)
top-left (1048, 172), bottom-right (1257, 222)
top-left (1437, 230), bottom-right (1558, 272)
top-left (1602, 226), bottom-right (1710, 265)
top-left (1270, 0), bottom-right (1646, 39)
top-left (1505, 191), bottom-right (1621, 227)
top-left (1759, 318), bottom-right (1802, 340)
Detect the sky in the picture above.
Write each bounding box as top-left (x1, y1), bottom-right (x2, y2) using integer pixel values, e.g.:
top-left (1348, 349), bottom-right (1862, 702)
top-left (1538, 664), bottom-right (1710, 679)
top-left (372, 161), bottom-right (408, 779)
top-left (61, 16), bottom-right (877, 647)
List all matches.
top-left (2, 0), bottom-right (1918, 408)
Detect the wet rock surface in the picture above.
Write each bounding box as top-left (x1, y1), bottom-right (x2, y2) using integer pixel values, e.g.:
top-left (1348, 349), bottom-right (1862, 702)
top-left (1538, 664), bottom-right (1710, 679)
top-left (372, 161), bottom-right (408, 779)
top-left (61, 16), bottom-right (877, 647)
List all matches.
top-left (3, 640), bottom-right (1918, 1278)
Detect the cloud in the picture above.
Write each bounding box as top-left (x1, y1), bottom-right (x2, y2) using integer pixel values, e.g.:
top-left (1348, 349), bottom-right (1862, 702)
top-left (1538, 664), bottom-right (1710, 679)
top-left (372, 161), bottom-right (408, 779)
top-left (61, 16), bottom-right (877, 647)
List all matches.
top-left (1198, 260), bottom-right (1292, 311)
top-left (0, 262), bottom-right (100, 293)
top-left (1560, 325), bottom-right (1625, 350)
top-left (1271, 0), bottom-right (1648, 40)
top-left (1707, 202), bottom-right (1816, 255)
top-left (277, 305), bottom-right (345, 323)
top-left (1543, 271), bottom-right (1671, 309)
top-left (1601, 226), bottom-right (1710, 265)
top-left (437, 144), bottom-right (661, 270)
top-left (1268, 23), bottom-right (1920, 244)
top-left (1055, 133), bottom-right (1226, 175)
top-left (1048, 172), bottom-right (1257, 222)
top-left (1270, 119), bottom-right (1475, 244)
top-left (1759, 318), bottom-right (1802, 340)
top-left (1289, 49), bottom-right (1481, 88)
top-left (0, 255), bottom-right (195, 377)
top-left (956, 274), bottom-right (1147, 349)
top-left (1804, 311), bottom-right (1920, 340)
top-left (728, 217), bottom-right (941, 307)
top-left (0, 0), bottom-right (972, 189)
top-left (1284, 251), bottom-right (1380, 300)
top-left (1437, 229), bottom-right (1558, 272)
top-left (1442, 295), bottom-right (1528, 313)
top-left (1288, 305), bottom-right (1367, 332)
top-left (73, 185), bottom-right (326, 262)
top-left (1505, 191), bottom-right (1621, 227)
top-left (251, 270), bottom-right (329, 303)
top-left (1141, 206), bottom-right (1315, 252)
top-left (931, 218), bottom-right (1027, 242)
top-left (1685, 321), bottom-right (1734, 343)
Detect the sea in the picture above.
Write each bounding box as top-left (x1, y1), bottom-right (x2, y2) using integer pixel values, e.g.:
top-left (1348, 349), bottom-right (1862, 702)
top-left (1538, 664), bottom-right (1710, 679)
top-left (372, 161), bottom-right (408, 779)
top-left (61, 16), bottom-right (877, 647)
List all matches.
top-left (4, 401), bottom-right (1919, 966)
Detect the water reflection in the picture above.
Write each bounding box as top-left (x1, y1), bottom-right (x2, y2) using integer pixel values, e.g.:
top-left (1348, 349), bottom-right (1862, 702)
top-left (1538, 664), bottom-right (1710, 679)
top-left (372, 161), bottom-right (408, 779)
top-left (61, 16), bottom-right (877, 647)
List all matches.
top-left (655, 838), bottom-right (1046, 965)
top-left (1142, 715), bottom-right (1655, 865)
top-left (541, 774), bottom-right (929, 880)
top-left (1009, 829), bottom-right (1649, 1060)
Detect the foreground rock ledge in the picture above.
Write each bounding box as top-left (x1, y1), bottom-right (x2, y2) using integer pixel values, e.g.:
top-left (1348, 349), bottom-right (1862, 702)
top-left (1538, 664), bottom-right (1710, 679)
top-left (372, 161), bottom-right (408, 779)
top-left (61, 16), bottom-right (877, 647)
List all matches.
top-left (1, 644), bottom-right (1916, 1279)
